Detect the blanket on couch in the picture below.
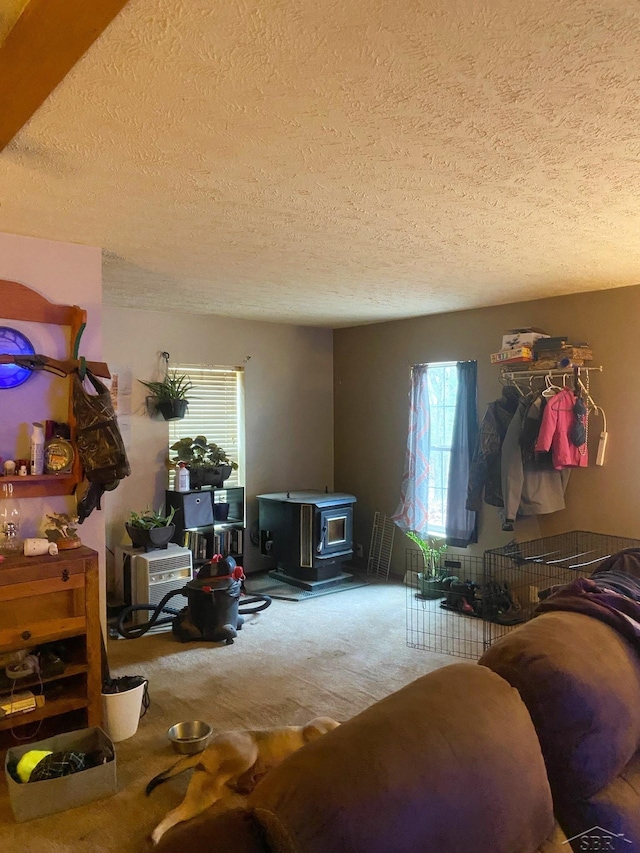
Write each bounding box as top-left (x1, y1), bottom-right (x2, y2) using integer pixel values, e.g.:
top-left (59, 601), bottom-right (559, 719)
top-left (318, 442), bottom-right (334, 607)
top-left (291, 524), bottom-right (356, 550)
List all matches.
top-left (535, 549), bottom-right (640, 649)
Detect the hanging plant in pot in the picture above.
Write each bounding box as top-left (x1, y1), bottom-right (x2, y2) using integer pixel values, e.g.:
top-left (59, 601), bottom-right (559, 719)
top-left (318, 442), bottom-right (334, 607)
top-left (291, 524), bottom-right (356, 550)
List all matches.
top-left (170, 436), bottom-right (238, 490)
top-left (139, 370), bottom-right (193, 421)
top-left (126, 506), bottom-right (176, 552)
top-left (407, 532), bottom-right (449, 599)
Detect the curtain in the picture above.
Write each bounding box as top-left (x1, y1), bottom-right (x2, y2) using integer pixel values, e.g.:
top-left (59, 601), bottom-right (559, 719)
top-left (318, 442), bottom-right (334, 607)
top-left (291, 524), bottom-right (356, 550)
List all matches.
top-left (392, 364), bottom-right (432, 537)
top-left (446, 360), bottom-right (478, 546)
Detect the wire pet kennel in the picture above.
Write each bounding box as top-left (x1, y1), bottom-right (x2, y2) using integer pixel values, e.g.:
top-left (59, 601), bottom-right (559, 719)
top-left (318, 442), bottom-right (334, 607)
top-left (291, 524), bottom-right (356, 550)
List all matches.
top-left (406, 550), bottom-right (485, 660)
top-left (483, 530), bottom-right (640, 649)
top-left (407, 530), bottom-right (640, 660)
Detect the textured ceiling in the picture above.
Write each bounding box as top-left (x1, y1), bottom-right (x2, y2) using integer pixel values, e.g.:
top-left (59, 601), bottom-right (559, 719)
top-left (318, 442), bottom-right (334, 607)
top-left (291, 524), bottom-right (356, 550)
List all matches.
top-left (2, 0), bottom-right (640, 327)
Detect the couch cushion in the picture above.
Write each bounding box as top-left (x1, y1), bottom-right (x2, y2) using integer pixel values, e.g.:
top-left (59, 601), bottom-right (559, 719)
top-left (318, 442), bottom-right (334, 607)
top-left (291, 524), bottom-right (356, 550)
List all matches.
top-left (554, 748), bottom-right (640, 848)
top-left (249, 663), bottom-right (562, 853)
top-left (480, 611), bottom-right (640, 800)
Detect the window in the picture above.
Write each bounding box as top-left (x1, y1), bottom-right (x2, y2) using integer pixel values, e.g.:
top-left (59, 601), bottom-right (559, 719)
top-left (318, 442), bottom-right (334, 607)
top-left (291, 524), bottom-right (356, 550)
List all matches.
top-left (393, 360), bottom-right (478, 546)
top-left (424, 363), bottom-right (458, 536)
top-left (168, 365), bottom-right (244, 487)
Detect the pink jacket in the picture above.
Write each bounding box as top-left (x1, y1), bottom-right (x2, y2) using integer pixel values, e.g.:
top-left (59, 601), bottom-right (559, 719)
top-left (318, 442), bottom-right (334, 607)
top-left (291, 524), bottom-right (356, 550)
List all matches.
top-left (535, 388), bottom-right (588, 469)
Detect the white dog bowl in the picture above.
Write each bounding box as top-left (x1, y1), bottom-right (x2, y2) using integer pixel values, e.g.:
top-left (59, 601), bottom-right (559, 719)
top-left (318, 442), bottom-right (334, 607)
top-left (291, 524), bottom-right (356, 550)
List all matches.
top-left (167, 720), bottom-right (212, 754)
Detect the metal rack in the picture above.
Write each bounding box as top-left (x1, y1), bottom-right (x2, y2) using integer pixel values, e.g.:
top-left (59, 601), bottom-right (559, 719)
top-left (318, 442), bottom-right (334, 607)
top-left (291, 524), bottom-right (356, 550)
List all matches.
top-left (367, 512), bottom-right (395, 580)
top-left (499, 365), bottom-right (602, 384)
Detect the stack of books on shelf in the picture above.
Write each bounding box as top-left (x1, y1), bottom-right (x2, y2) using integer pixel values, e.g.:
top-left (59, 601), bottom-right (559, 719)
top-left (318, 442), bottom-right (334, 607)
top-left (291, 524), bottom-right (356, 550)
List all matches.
top-left (182, 530), bottom-right (209, 561)
top-left (213, 528), bottom-right (243, 557)
top-left (491, 328), bottom-right (593, 370)
top-left (182, 528), bottom-right (243, 561)
top-left (530, 337), bottom-right (593, 369)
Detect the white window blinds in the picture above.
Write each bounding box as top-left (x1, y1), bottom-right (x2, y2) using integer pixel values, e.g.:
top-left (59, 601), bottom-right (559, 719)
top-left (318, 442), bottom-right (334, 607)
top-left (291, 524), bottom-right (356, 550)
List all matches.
top-left (168, 365), bottom-right (244, 488)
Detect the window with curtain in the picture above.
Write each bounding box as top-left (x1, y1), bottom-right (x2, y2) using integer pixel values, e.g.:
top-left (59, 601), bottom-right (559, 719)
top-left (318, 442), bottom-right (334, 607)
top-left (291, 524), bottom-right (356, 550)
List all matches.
top-left (168, 365), bottom-right (244, 487)
top-left (393, 360), bottom-right (478, 546)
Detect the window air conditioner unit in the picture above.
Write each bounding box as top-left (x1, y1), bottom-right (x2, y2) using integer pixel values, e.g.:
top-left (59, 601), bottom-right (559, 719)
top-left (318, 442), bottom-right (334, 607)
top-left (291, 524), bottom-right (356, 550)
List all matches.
top-left (115, 544), bottom-right (193, 627)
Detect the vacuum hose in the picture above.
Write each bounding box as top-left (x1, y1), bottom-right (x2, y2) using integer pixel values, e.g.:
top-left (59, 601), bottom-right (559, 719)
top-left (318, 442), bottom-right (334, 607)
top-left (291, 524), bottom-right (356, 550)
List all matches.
top-left (116, 587), bottom-right (186, 639)
top-left (116, 584), bottom-right (272, 640)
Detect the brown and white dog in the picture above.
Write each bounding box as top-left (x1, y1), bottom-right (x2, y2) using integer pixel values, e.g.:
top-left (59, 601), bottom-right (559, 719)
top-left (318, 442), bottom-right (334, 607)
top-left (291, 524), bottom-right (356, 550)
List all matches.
top-left (147, 716), bottom-right (340, 844)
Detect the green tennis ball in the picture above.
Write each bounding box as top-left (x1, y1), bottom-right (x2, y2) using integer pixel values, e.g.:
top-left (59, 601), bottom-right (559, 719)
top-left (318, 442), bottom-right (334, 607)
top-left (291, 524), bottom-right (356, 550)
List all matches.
top-left (16, 750), bottom-right (53, 783)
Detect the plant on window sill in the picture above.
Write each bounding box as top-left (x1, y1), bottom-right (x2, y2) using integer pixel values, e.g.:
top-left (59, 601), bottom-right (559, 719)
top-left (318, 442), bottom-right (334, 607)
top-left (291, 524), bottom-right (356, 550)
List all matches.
top-left (170, 436), bottom-right (238, 489)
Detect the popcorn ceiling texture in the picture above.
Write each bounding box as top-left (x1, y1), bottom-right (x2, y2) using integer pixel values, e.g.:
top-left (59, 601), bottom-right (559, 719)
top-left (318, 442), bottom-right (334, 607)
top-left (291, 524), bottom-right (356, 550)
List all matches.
top-left (1, 0), bottom-right (640, 327)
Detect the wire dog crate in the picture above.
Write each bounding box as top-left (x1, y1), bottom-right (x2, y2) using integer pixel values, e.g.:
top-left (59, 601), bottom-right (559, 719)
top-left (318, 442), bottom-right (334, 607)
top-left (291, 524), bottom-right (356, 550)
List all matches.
top-left (406, 550), bottom-right (485, 660)
top-left (483, 530), bottom-right (640, 648)
top-left (407, 530), bottom-right (640, 660)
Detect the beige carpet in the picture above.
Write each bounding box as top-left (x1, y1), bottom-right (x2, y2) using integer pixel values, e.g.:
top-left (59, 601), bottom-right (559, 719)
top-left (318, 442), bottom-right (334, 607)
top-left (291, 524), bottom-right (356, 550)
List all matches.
top-left (0, 579), bottom-right (453, 852)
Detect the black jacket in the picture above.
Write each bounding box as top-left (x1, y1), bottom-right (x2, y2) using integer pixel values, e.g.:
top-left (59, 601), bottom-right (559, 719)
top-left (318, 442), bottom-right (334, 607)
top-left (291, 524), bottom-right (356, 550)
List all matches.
top-left (466, 386), bottom-right (520, 511)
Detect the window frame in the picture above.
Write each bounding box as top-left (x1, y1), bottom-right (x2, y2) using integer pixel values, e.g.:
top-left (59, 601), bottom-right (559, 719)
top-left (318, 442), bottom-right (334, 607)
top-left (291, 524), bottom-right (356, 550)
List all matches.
top-left (168, 364), bottom-right (245, 488)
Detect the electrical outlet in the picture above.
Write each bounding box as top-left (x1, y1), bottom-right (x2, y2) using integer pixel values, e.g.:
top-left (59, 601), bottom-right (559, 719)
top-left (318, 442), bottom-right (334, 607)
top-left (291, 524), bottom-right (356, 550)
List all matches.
top-left (356, 543), bottom-right (363, 558)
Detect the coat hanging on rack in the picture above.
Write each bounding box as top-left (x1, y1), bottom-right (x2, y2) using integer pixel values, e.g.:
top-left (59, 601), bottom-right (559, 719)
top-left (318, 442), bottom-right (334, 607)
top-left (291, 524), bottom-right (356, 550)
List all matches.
top-left (501, 394), bottom-right (571, 530)
top-left (467, 385), bottom-right (521, 512)
top-left (535, 387), bottom-right (588, 469)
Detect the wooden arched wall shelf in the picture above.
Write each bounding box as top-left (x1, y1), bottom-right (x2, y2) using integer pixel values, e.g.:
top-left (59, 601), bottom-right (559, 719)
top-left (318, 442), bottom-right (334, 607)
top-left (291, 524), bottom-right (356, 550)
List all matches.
top-left (0, 279), bottom-right (89, 498)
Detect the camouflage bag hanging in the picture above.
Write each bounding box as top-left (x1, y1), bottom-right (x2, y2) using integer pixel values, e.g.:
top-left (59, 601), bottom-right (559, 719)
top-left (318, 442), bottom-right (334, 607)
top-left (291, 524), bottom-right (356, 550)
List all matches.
top-left (72, 367), bottom-right (130, 521)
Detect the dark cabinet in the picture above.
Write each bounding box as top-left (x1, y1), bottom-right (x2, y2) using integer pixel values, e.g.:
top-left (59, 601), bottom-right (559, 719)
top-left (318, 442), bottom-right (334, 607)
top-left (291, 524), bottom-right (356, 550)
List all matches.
top-left (165, 487), bottom-right (245, 568)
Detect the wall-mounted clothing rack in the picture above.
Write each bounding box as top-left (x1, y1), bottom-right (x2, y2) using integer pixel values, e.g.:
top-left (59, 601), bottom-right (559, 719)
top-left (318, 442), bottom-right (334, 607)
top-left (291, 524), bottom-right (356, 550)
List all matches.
top-left (500, 365), bottom-right (602, 382)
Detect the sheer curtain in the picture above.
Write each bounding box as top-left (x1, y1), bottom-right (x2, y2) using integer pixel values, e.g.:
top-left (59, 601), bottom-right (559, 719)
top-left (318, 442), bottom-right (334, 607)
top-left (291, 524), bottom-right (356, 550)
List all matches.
top-left (392, 364), bottom-right (432, 537)
top-left (393, 361), bottom-right (478, 545)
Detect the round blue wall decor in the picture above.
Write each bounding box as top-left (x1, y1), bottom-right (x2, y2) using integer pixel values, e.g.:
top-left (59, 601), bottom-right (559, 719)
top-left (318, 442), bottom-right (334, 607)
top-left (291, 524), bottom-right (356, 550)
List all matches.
top-left (0, 326), bottom-right (35, 389)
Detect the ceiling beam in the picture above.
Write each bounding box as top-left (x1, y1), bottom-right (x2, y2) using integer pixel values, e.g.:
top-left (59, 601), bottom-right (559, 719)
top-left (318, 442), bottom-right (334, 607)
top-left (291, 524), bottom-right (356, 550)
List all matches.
top-left (0, 0), bottom-right (131, 151)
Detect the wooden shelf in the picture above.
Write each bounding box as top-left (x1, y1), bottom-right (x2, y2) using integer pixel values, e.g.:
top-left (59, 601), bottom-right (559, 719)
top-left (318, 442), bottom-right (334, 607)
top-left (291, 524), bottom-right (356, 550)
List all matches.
top-left (1, 474), bottom-right (77, 498)
top-left (0, 664), bottom-right (88, 698)
top-left (0, 686), bottom-right (87, 731)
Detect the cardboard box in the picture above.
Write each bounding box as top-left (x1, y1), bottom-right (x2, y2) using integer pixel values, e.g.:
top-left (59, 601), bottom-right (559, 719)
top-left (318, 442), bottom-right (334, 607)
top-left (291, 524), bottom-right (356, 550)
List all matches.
top-left (501, 328), bottom-right (550, 350)
top-left (5, 727), bottom-right (116, 822)
top-left (490, 346), bottom-right (533, 364)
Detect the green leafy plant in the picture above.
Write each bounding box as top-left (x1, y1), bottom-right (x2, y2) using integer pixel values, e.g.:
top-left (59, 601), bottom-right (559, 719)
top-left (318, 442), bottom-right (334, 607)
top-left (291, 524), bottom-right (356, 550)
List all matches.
top-left (139, 370), bottom-right (193, 404)
top-left (170, 436), bottom-right (238, 471)
top-left (44, 512), bottom-right (80, 542)
top-left (127, 505), bottom-right (177, 530)
top-left (406, 531), bottom-right (448, 578)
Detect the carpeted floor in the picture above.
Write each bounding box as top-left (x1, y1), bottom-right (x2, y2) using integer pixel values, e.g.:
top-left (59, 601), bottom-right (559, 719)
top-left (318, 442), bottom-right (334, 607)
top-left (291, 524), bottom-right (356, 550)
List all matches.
top-left (0, 579), bottom-right (453, 852)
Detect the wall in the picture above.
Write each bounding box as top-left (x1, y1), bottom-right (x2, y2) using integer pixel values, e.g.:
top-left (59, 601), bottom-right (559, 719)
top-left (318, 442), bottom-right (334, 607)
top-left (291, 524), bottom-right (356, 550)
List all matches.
top-left (334, 285), bottom-right (640, 575)
top-left (102, 307), bottom-right (333, 590)
top-left (0, 232), bottom-right (106, 610)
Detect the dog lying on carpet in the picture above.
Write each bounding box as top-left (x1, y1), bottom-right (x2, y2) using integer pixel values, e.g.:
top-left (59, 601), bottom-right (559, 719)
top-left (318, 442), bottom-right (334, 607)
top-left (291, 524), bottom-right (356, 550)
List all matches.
top-left (147, 716), bottom-right (340, 844)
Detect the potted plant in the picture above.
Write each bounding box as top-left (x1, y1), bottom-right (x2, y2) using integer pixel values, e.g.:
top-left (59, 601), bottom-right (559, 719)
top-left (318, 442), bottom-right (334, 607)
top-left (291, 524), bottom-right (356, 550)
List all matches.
top-left (139, 370), bottom-right (193, 421)
top-left (407, 531), bottom-right (448, 599)
top-left (44, 512), bottom-right (82, 550)
top-left (126, 505), bottom-right (177, 552)
top-left (170, 436), bottom-right (238, 489)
